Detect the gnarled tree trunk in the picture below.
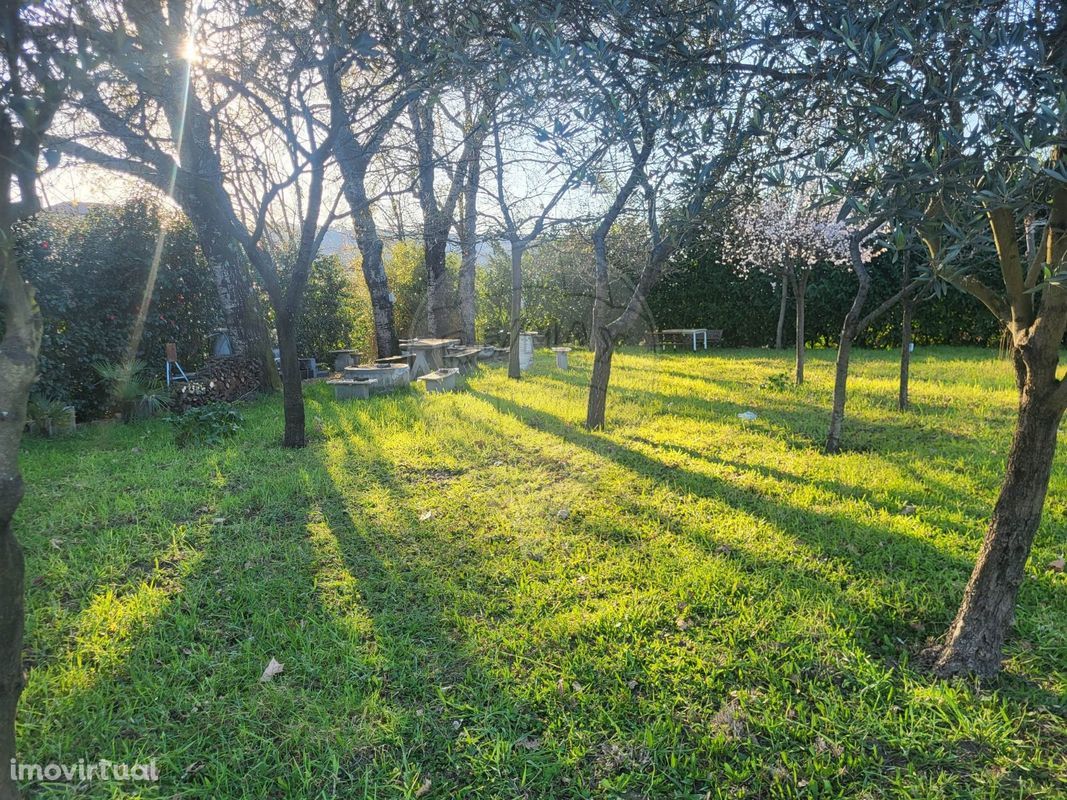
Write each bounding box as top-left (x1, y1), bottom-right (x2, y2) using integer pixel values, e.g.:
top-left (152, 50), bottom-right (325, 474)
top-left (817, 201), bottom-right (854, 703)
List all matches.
top-left (0, 251), bottom-right (42, 800)
top-left (457, 138), bottom-right (481, 346)
top-left (930, 176), bottom-right (1067, 677)
top-left (424, 227), bottom-right (453, 338)
top-left (333, 145), bottom-right (399, 357)
top-left (585, 328), bottom-right (615, 430)
top-left (933, 367), bottom-right (1064, 676)
top-left (351, 201), bottom-right (400, 358)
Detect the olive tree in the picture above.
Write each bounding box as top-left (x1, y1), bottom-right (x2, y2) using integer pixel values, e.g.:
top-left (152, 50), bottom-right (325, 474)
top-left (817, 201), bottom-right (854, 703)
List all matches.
top-left (557, 0), bottom-right (808, 429)
top-left (0, 6), bottom-right (71, 797)
top-left (804, 0), bottom-right (1067, 675)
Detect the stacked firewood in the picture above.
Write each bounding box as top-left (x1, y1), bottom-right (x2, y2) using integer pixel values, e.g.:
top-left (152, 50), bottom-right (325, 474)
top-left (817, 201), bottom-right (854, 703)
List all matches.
top-left (171, 356), bottom-right (263, 412)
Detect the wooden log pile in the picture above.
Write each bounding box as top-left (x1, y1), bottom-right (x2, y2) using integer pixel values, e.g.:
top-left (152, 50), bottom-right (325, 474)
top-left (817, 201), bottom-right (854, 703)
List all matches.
top-left (171, 356), bottom-right (263, 412)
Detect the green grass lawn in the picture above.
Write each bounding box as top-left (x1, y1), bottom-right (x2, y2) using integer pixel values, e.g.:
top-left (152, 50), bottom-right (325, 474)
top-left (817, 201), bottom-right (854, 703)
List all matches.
top-left (14, 346), bottom-right (1067, 799)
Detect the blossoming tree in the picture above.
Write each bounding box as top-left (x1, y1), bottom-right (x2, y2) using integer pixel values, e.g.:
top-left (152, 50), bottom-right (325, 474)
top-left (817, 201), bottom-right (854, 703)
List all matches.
top-left (723, 195), bottom-right (857, 384)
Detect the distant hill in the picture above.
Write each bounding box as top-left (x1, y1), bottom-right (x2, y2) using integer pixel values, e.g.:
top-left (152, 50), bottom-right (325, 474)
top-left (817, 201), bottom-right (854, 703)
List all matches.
top-left (320, 226), bottom-right (505, 265)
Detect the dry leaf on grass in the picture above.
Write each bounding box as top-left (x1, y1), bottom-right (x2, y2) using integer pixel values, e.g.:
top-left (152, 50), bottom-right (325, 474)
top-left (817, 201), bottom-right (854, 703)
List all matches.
top-left (259, 657), bottom-right (284, 682)
top-left (1048, 557), bottom-right (1065, 573)
top-left (414, 777), bottom-right (431, 797)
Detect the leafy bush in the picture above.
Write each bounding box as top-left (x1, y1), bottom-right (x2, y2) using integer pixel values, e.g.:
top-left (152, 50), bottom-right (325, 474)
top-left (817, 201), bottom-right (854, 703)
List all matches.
top-left (294, 254), bottom-right (363, 364)
top-left (647, 227), bottom-right (1003, 349)
top-left (760, 372), bottom-right (793, 392)
top-left (15, 196), bottom-right (221, 419)
top-left (167, 403), bottom-right (244, 447)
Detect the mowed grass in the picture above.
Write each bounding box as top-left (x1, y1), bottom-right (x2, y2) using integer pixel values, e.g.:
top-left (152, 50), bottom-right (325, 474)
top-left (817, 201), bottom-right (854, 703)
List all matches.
top-left (14, 346), bottom-right (1067, 799)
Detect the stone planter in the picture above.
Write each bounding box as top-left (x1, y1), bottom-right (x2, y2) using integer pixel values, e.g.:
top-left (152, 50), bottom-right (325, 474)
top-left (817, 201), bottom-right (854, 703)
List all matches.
top-left (327, 378), bottom-right (377, 400)
top-left (417, 368), bottom-right (460, 393)
top-left (343, 364), bottom-right (410, 393)
top-left (519, 332), bottom-right (536, 371)
top-left (329, 350), bottom-right (361, 372)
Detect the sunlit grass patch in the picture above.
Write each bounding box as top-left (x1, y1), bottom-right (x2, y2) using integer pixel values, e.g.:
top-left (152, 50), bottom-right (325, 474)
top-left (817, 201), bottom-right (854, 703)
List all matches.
top-left (14, 346), bottom-right (1066, 798)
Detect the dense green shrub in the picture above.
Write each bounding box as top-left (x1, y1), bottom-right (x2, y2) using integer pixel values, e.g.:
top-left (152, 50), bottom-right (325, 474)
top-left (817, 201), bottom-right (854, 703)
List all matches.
top-left (167, 403), bottom-right (244, 447)
top-left (647, 230), bottom-right (1003, 349)
top-left (15, 197), bottom-right (221, 418)
top-left (294, 254), bottom-right (363, 364)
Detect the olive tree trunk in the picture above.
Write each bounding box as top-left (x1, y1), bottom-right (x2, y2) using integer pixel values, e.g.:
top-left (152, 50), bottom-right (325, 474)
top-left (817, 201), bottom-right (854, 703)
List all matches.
top-left (424, 229), bottom-right (453, 338)
top-left (899, 293), bottom-right (913, 411)
top-left (322, 64), bottom-right (403, 358)
top-left (825, 264), bottom-right (869, 453)
top-left (792, 271), bottom-right (808, 385)
top-left (351, 201), bottom-right (400, 358)
top-left (508, 241), bottom-right (525, 380)
top-left (0, 251), bottom-right (42, 800)
top-left (932, 377), bottom-right (1063, 676)
top-left (457, 138), bottom-right (482, 346)
top-left (898, 249), bottom-right (913, 410)
top-left (585, 329), bottom-right (615, 430)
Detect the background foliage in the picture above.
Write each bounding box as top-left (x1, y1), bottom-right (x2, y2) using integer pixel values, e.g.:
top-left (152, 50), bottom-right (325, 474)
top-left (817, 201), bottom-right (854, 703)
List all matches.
top-left (645, 231), bottom-right (1003, 349)
top-left (16, 197), bottom-right (221, 418)
top-left (292, 254), bottom-right (364, 365)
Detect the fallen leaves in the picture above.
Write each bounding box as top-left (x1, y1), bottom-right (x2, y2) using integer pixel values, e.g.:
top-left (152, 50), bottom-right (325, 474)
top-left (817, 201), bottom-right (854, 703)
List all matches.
top-left (414, 778), bottom-right (431, 797)
top-left (1048, 557), bottom-right (1065, 573)
top-left (259, 657), bottom-right (284, 683)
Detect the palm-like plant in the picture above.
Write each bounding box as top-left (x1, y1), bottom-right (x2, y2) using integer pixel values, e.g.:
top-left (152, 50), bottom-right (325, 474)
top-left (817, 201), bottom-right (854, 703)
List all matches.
top-left (93, 359), bottom-right (170, 421)
top-left (26, 396), bottom-right (74, 436)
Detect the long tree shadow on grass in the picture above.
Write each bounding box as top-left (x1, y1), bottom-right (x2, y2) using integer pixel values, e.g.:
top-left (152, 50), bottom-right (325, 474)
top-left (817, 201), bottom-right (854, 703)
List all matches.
top-left (316, 396), bottom-right (1025, 795)
top-left (464, 387), bottom-right (1065, 690)
top-left (305, 398), bottom-right (583, 797)
top-left (529, 364), bottom-right (976, 456)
